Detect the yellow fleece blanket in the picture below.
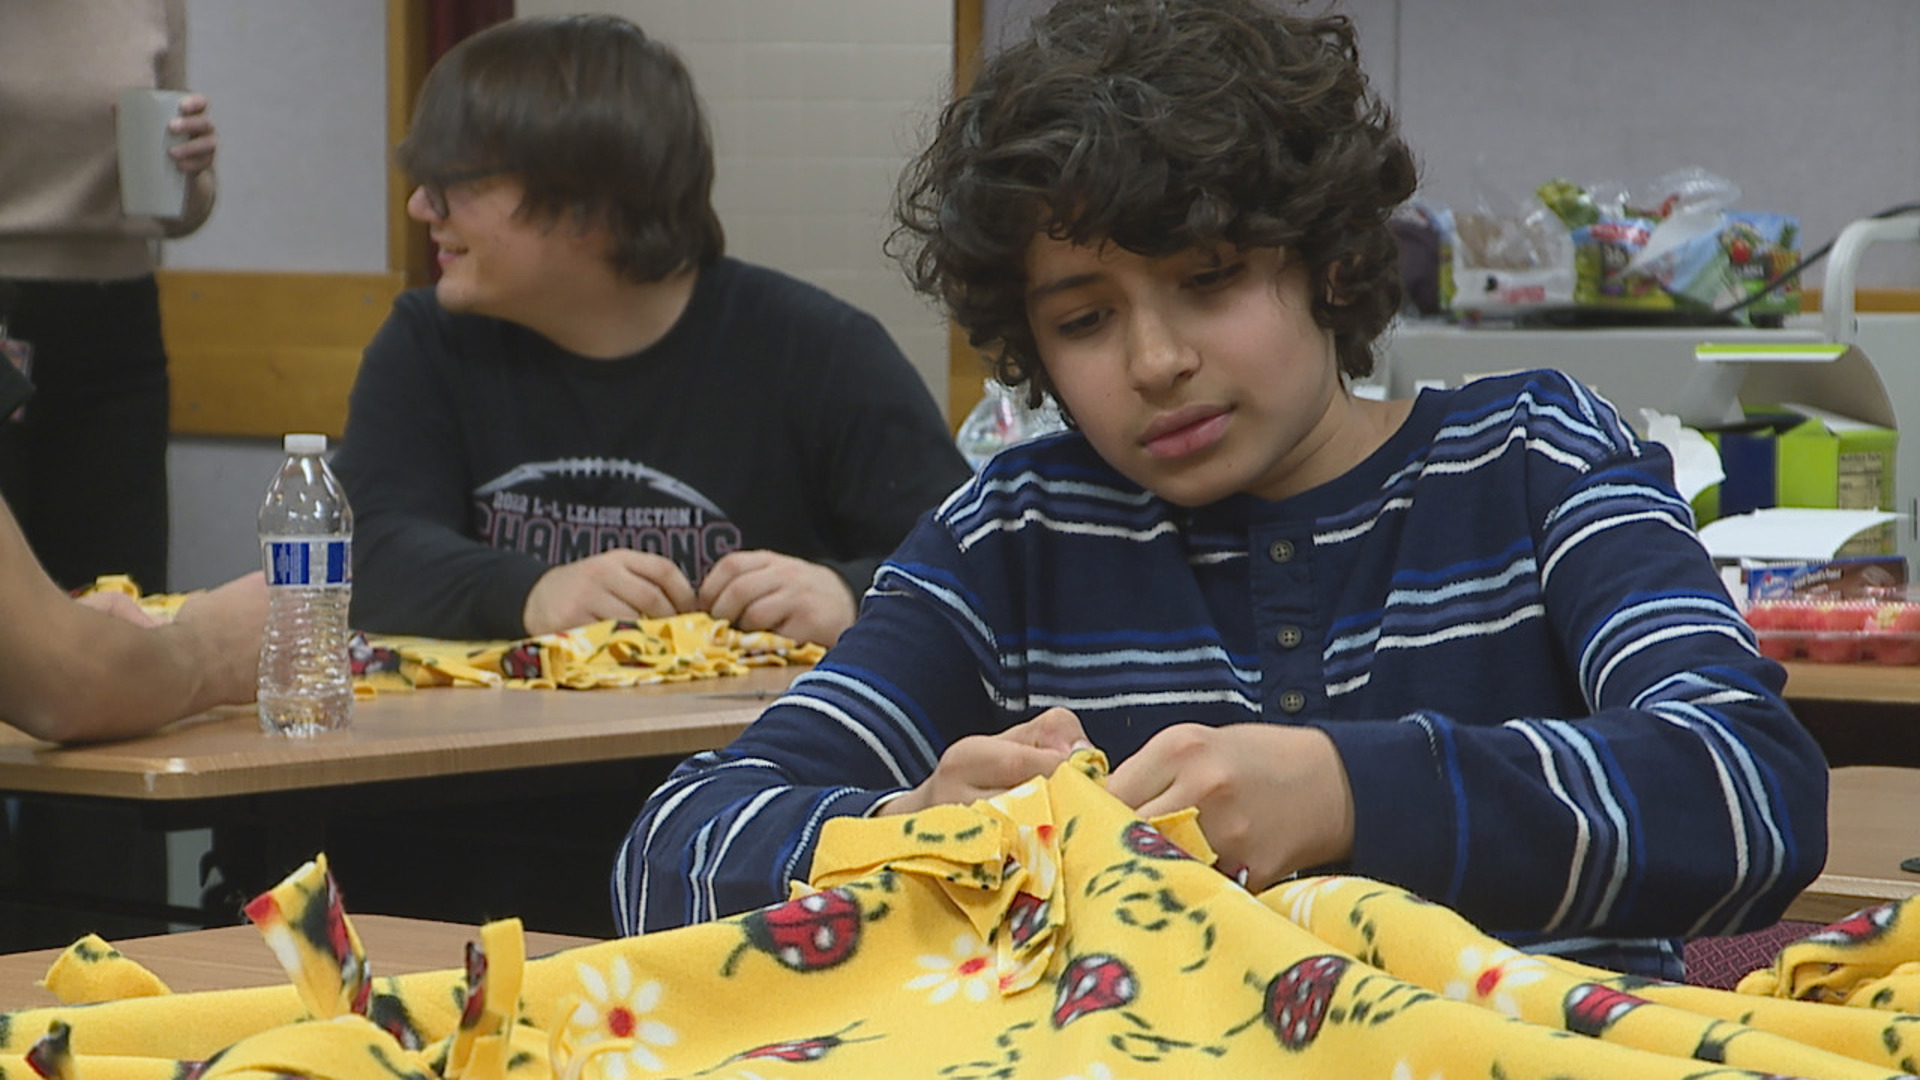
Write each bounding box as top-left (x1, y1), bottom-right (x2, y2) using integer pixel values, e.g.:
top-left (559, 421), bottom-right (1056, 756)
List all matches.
top-left (3, 752), bottom-right (1917, 1080)
top-left (341, 614), bottom-right (823, 695)
top-left (81, 576), bottom-right (825, 695)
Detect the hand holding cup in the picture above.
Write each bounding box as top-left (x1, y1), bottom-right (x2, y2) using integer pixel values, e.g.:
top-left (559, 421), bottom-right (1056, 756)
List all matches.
top-left (116, 90), bottom-right (216, 218)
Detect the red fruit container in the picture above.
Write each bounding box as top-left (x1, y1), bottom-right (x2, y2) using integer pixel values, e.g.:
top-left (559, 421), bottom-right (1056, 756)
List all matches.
top-left (1744, 598), bottom-right (1920, 665)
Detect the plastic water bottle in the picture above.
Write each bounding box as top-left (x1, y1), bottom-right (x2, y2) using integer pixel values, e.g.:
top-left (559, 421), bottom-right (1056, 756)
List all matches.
top-left (257, 433), bottom-right (355, 735)
top-left (955, 379), bottom-right (1067, 470)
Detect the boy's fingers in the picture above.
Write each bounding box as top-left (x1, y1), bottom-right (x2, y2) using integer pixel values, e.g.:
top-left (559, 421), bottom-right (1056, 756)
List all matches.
top-left (1005, 706), bottom-right (1091, 754)
top-left (1105, 747), bottom-right (1180, 812)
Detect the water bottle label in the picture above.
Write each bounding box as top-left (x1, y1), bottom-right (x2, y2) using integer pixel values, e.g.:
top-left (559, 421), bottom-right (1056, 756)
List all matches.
top-left (266, 539), bottom-right (352, 587)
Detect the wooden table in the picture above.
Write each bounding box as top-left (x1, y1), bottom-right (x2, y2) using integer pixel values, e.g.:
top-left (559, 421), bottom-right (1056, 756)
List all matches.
top-left (1780, 662), bottom-right (1920, 768)
top-left (0, 664), bottom-right (798, 800)
top-left (0, 914), bottom-right (596, 1014)
top-left (1782, 661), bottom-right (1920, 706)
top-left (1784, 765), bottom-right (1920, 923)
top-left (0, 666), bottom-right (802, 947)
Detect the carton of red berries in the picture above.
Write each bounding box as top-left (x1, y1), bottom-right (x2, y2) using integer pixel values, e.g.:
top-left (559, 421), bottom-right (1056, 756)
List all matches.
top-left (1743, 598), bottom-right (1920, 664)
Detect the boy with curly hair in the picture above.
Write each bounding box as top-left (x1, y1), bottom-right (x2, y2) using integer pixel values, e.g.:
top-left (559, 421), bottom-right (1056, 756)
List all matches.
top-left (614, 0), bottom-right (1826, 980)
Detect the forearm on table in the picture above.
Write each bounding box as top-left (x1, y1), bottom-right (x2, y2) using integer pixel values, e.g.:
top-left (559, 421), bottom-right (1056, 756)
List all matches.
top-left (4, 607), bottom-right (216, 743)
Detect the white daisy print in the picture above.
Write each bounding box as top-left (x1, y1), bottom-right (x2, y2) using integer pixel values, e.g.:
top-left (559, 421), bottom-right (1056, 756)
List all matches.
top-left (1275, 876), bottom-right (1345, 929)
top-left (988, 778), bottom-right (1042, 808)
top-left (568, 956), bottom-right (679, 1077)
top-left (1441, 944), bottom-right (1550, 1018)
top-left (1059, 1063), bottom-right (1133, 1080)
top-left (1014, 822), bottom-right (1060, 897)
top-left (904, 931), bottom-right (995, 1004)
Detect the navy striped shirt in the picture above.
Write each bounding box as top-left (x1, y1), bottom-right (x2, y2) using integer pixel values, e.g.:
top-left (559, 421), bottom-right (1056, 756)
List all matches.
top-left (612, 370), bottom-right (1827, 976)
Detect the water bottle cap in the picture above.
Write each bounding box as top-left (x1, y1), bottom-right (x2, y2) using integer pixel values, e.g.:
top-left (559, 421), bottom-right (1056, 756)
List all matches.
top-left (284, 433), bottom-right (328, 454)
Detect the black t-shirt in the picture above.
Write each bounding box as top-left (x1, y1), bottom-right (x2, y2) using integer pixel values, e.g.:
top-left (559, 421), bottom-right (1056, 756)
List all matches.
top-left (332, 258), bottom-right (971, 639)
top-left (0, 354), bottom-right (29, 417)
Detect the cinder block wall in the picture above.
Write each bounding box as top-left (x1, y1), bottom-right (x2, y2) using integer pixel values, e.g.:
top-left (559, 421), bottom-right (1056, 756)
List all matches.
top-left (515, 1), bottom-right (955, 404)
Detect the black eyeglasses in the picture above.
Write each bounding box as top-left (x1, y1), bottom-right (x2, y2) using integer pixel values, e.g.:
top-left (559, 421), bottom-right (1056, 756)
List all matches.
top-left (418, 169), bottom-right (507, 219)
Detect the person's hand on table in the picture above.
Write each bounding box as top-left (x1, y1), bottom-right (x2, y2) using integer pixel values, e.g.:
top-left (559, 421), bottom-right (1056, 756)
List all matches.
top-left (1107, 723), bottom-right (1355, 891)
top-left (76, 589), bottom-right (161, 628)
top-left (881, 707), bottom-right (1090, 816)
top-left (699, 549), bottom-right (857, 647)
top-left (523, 549), bottom-right (697, 636)
top-left (171, 571), bottom-right (269, 706)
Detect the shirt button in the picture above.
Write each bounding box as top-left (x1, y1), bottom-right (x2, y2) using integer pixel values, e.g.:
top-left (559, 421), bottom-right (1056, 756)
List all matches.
top-left (1268, 539), bottom-right (1295, 563)
top-left (1276, 625), bottom-right (1304, 649)
top-left (1279, 689), bottom-right (1307, 713)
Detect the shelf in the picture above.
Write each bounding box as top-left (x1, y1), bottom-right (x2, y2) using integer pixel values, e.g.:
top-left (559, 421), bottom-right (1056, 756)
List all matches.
top-left (1781, 661), bottom-right (1920, 706)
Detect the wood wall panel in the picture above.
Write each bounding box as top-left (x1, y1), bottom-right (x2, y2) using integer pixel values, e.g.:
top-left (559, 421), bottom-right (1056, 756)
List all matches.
top-left (158, 270), bottom-right (403, 439)
top-left (947, 0), bottom-right (985, 431)
top-left (1802, 288), bottom-right (1920, 313)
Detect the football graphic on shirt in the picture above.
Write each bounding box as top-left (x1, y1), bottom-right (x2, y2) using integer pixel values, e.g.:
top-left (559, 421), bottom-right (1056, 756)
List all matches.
top-left (472, 457), bottom-right (743, 585)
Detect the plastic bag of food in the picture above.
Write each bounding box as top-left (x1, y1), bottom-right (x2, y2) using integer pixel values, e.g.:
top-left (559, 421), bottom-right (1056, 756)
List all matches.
top-left (955, 379), bottom-right (1067, 470)
top-left (1440, 192), bottom-right (1578, 318)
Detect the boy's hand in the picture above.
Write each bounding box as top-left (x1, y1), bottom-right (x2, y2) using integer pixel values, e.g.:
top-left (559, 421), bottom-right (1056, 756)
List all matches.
top-left (1106, 723), bottom-right (1355, 891)
top-left (881, 708), bottom-right (1089, 816)
top-left (523, 549), bottom-right (697, 635)
top-left (698, 549), bottom-right (857, 647)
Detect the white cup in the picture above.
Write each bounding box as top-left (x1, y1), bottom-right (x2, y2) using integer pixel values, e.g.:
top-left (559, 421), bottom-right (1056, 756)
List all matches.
top-left (116, 89), bottom-right (191, 219)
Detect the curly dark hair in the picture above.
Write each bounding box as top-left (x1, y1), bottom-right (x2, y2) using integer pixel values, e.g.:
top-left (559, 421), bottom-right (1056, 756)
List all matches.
top-left (892, 0), bottom-right (1416, 409)
top-left (399, 14), bottom-right (724, 283)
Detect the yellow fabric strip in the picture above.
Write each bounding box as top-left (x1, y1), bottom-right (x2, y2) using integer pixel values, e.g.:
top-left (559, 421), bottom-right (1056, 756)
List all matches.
top-left (76, 578), bottom-right (826, 695)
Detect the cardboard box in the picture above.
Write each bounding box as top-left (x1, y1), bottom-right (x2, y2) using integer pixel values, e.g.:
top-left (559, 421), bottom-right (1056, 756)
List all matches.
top-left (1688, 344), bottom-right (1898, 556)
top-left (1744, 555), bottom-right (1907, 601)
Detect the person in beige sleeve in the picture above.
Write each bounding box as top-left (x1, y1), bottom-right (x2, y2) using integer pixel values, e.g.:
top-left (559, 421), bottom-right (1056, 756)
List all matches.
top-left (0, 0), bottom-right (218, 595)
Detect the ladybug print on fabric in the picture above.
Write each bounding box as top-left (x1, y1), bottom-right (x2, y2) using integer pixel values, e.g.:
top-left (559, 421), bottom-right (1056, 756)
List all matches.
top-left (724, 887), bottom-right (866, 976)
top-left (724, 1022), bottom-right (877, 1066)
top-left (366, 991), bottom-right (426, 1051)
top-left (500, 642), bottom-right (544, 680)
top-left (457, 941), bottom-right (489, 1029)
top-left (1087, 824), bottom-right (1192, 900)
top-left (347, 632), bottom-right (400, 677)
top-left (1562, 983), bottom-right (1647, 1037)
top-left (24, 1020), bottom-right (73, 1080)
top-left (1121, 821), bottom-right (1193, 861)
top-left (1263, 954), bottom-right (1349, 1051)
top-left (1007, 891), bottom-right (1051, 948)
top-left (1052, 954), bottom-right (1138, 1028)
top-left (1805, 901), bottom-right (1899, 947)
top-left (267, 871), bottom-right (371, 1016)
